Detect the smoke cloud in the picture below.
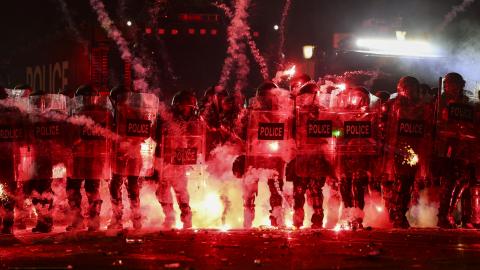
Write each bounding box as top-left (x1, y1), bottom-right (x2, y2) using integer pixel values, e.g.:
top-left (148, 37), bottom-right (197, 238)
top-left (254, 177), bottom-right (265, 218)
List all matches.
top-left (437, 0), bottom-right (475, 32)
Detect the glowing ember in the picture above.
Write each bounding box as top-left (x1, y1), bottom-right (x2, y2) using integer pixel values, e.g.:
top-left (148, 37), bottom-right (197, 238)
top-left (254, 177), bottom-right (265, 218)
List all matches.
top-left (268, 141), bottom-right (280, 152)
top-left (337, 83), bottom-right (347, 91)
top-left (333, 221), bottom-right (352, 232)
top-left (402, 145), bottom-right (419, 166)
top-left (0, 183), bottom-right (7, 202)
top-left (285, 219), bottom-right (294, 229)
top-left (220, 224), bottom-right (231, 232)
top-left (140, 138), bottom-right (156, 156)
top-left (201, 192), bottom-right (223, 217)
top-left (140, 138), bottom-right (156, 175)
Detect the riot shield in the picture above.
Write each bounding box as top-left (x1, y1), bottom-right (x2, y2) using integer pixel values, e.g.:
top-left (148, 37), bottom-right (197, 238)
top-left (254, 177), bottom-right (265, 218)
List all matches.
top-left (26, 94), bottom-right (70, 180)
top-left (295, 92), bottom-right (336, 178)
top-left (161, 120), bottom-right (206, 180)
top-left (71, 95), bottom-right (113, 180)
top-left (434, 98), bottom-right (479, 161)
top-left (246, 89), bottom-right (294, 174)
top-left (0, 101), bottom-right (27, 184)
top-left (330, 89), bottom-right (379, 175)
top-left (382, 99), bottom-right (433, 179)
top-left (112, 92), bottom-right (159, 177)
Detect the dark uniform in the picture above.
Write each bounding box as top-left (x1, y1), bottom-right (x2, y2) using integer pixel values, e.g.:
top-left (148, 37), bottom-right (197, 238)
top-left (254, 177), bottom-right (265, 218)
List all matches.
top-left (382, 77), bottom-right (433, 228)
top-left (157, 90), bottom-right (204, 229)
top-left (66, 85), bottom-right (113, 231)
top-left (109, 88), bottom-right (159, 230)
top-left (242, 82), bottom-right (294, 228)
top-left (0, 87), bottom-right (27, 234)
top-left (332, 87), bottom-right (379, 229)
top-left (25, 92), bottom-right (70, 233)
top-left (433, 73), bottom-right (479, 228)
top-left (287, 82), bottom-right (335, 228)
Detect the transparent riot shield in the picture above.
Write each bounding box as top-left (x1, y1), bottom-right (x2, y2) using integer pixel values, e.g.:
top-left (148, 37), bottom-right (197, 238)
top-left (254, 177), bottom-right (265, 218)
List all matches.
top-left (161, 120), bottom-right (206, 181)
top-left (26, 94), bottom-right (70, 180)
top-left (246, 90), bottom-right (294, 174)
top-left (112, 92), bottom-right (159, 177)
top-left (71, 96), bottom-right (113, 180)
top-left (434, 98), bottom-right (479, 161)
top-left (0, 102), bottom-right (27, 184)
top-left (382, 100), bottom-right (433, 180)
top-left (330, 89), bottom-right (379, 176)
top-left (295, 92), bottom-right (336, 178)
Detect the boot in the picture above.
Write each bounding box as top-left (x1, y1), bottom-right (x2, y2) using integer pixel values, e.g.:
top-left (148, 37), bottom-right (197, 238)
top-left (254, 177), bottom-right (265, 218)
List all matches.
top-left (180, 203), bottom-right (192, 229)
top-left (161, 203), bottom-right (175, 229)
top-left (310, 210), bottom-right (324, 229)
top-left (1, 214), bottom-right (14, 235)
top-left (351, 217), bottom-right (364, 230)
top-left (32, 199), bottom-right (53, 233)
top-left (87, 200), bottom-right (102, 232)
top-left (243, 207), bottom-right (255, 229)
top-left (270, 206), bottom-right (284, 228)
top-left (107, 203), bottom-right (123, 230)
top-left (293, 208), bottom-right (305, 229)
top-left (66, 209), bottom-right (84, 231)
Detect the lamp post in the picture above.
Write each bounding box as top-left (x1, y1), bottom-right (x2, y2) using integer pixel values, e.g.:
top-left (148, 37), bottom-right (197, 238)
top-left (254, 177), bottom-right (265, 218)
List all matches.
top-left (303, 45), bottom-right (315, 79)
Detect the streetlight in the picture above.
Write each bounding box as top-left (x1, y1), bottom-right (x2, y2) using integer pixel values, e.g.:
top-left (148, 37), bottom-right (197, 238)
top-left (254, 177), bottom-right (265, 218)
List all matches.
top-left (302, 45), bottom-right (315, 79)
top-left (303, 45), bottom-right (315, 59)
top-left (126, 20), bottom-right (132, 27)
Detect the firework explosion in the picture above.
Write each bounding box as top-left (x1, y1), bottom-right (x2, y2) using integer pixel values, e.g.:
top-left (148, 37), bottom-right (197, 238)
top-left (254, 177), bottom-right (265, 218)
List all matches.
top-left (402, 145), bottom-right (419, 167)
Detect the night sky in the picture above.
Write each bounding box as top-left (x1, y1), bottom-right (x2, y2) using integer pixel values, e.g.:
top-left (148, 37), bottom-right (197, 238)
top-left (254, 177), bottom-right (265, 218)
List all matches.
top-left (1, 0), bottom-right (479, 91)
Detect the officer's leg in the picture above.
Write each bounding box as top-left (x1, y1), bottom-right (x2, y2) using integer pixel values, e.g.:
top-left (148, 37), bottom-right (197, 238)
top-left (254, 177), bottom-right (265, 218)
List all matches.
top-left (156, 176), bottom-right (175, 229)
top-left (242, 177), bottom-right (258, 229)
top-left (461, 186), bottom-right (472, 228)
top-left (268, 175), bottom-right (284, 227)
top-left (108, 173), bottom-right (124, 229)
top-left (437, 159), bottom-right (461, 228)
top-left (15, 181), bottom-right (28, 230)
top-left (66, 177), bottom-right (84, 231)
top-left (309, 177), bottom-right (326, 229)
top-left (220, 183), bottom-right (231, 226)
top-left (339, 175), bottom-right (353, 208)
top-left (293, 177), bottom-right (307, 228)
top-left (127, 175), bottom-right (142, 229)
top-left (1, 180), bottom-right (17, 234)
top-left (172, 175), bottom-right (191, 229)
top-left (391, 174), bottom-right (415, 228)
top-left (32, 179), bottom-right (54, 233)
top-left (85, 179), bottom-right (102, 231)
top-left (349, 172), bottom-right (367, 229)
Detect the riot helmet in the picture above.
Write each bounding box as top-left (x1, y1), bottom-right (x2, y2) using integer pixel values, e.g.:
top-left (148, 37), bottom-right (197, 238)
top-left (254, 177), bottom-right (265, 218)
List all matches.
top-left (397, 76), bottom-right (420, 102)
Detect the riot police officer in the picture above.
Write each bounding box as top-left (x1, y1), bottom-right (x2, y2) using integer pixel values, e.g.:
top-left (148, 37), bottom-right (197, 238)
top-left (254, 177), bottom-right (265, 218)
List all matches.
top-left (25, 90), bottom-right (70, 233)
top-left (434, 73), bottom-right (479, 228)
top-left (286, 82), bottom-right (335, 228)
top-left (109, 87), bottom-right (159, 230)
top-left (0, 87), bottom-right (27, 234)
top-left (240, 81), bottom-right (294, 228)
top-left (66, 85), bottom-right (113, 231)
top-left (157, 90), bottom-right (204, 229)
top-left (332, 86), bottom-right (379, 229)
top-left (382, 76), bottom-right (433, 228)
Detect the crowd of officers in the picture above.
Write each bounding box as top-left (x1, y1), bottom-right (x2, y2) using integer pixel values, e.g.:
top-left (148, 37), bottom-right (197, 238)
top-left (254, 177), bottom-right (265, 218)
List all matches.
top-left (0, 71), bottom-right (479, 235)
